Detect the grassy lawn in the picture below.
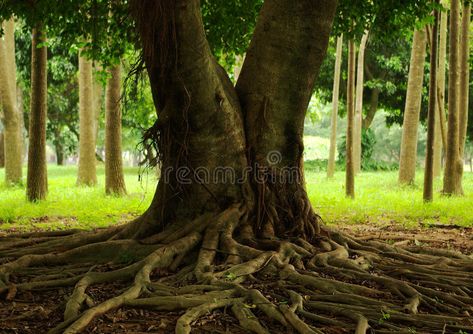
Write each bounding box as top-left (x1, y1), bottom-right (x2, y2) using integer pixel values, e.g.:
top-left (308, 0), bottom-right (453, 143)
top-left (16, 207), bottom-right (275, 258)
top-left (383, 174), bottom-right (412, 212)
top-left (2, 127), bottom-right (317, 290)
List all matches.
top-left (306, 170), bottom-right (473, 227)
top-left (0, 165), bottom-right (155, 232)
top-left (0, 165), bottom-right (472, 232)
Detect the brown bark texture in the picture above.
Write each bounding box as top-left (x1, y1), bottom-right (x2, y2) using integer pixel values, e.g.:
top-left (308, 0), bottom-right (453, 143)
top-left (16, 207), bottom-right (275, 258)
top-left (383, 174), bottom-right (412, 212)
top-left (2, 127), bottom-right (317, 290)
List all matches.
top-left (105, 64), bottom-right (127, 195)
top-left (443, 0), bottom-right (463, 195)
top-left (423, 6), bottom-right (439, 202)
top-left (77, 53), bottom-right (97, 186)
top-left (0, 19), bottom-right (23, 184)
top-left (398, 29), bottom-right (427, 185)
top-left (26, 26), bottom-right (48, 201)
top-left (345, 39), bottom-right (356, 198)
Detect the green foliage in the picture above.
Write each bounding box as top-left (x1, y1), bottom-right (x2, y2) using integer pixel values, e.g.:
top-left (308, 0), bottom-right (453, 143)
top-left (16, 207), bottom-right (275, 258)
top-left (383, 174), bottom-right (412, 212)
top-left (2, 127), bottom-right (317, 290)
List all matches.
top-left (337, 128), bottom-right (377, 169)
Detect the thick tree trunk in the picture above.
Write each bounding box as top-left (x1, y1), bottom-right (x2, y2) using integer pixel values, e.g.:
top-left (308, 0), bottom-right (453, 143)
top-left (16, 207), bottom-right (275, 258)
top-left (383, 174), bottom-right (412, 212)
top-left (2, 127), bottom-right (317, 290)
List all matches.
top-left (424, 5), bottom-right (439, 202)
top-left (77, 53), bottom-right (97, 186)
top-left (0, 19), bottom-right (23, 185)
top-left (129, 0), bottom-right (337, 241)
top-left (26, 26), bottom-right (48, 201)
top-left (398, 29), bottom-right (427, 185)
top-left (353, 32), bottom-right (368, 174)
top-left (458, 3), bottom-right (470, 173)
top-left (105, 64), bottom-right (126, 195)
top-left (346, 39), bottom-right (356, 198)
top-left (327, 35), bottom-right (343, 178)
top-left (443, 0), bottom-right (463, 195)
top-left (433, 3), bottom-right (448, 177)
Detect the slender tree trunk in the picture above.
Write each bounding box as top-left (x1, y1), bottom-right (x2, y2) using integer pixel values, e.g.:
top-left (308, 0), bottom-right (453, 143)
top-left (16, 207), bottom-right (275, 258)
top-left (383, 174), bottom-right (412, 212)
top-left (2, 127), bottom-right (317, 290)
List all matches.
top-left (433, 3), bottom-right (449, 177)
top-left (105, 64), bottom-right (126, 195)
top-left (443, 0), bottom-right (463, 195)
top-left (93, 65), bottom-right (103, 145)
top-left (77, 53), bottom-right (97, 186)
top-left (0, 19), bottom-right (23, 184)
top-left (346, 39), bottom-right (356, 198)
top-left (458, 3), bottom-right (470, 173)
top-left (327, 35), bottom-right (343, 178)
top-left (0, 131), bottom-right (4, 168)
top-left (398, 29), bottom-right (427, 185)
top-left (353, 32), bottom-right (368, 174)
top-left (424, 4), bottom-right (439, 202)
top-left (26, 26), bottom-right (48, 201)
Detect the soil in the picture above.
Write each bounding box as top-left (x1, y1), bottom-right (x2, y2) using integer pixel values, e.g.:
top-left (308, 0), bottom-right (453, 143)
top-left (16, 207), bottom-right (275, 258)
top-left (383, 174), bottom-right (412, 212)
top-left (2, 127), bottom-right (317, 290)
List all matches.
top-left (1, 221), bottom-right (472, 334)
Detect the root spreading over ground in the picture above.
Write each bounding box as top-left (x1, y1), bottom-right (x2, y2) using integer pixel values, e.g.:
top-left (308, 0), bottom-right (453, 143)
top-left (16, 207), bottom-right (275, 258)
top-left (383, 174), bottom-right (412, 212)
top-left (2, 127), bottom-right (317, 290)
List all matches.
top-left (1, 205), bottom-right (472, 333)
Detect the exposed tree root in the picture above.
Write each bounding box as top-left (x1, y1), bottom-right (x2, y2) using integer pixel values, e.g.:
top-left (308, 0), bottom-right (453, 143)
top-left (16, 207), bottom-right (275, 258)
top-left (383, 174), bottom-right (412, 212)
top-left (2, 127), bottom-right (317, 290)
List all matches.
top-left (1, 207), bottom-right (473, 333)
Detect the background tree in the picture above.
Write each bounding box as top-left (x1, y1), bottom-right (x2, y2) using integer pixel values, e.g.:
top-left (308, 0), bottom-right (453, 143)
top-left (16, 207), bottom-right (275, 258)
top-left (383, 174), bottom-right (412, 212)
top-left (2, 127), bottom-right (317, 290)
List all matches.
top-left (346, 39), bottom-right (356, 198)
top-left (353, 32), bottom-right (368, 174)
top-left (443, 0), bottom-right (463, 195)
top-left (0, 19), bottom-right (23, 185)
top-left (105, 63), bottom-right (126, 195)
top-left (77, 52), bottom-right (97, 186)
top-left (398, 28), bottom-right (427, 185)
top-left (327, 35), bottom-right (343, 178)
top-left (26, 26), bottom-right (48, 201)
top-left (424, 3), bottom-right (439, 202)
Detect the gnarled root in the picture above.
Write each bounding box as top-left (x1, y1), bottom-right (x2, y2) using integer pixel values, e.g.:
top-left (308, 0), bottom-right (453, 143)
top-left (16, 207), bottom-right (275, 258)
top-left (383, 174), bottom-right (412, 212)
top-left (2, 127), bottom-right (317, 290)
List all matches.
top-left (1, 206), bottom-right (473, 333)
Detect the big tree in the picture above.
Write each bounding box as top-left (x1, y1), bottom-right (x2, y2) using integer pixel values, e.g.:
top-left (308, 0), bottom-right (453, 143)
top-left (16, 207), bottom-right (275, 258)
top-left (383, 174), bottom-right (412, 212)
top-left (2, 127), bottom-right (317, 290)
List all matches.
top-left (1, 1), bottom-right (473, 333)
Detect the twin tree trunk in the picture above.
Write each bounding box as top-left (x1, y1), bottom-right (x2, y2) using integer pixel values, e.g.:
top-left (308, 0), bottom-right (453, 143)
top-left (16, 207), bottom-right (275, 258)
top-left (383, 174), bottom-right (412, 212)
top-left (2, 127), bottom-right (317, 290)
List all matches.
top-left (26, 27), bottom-right (48, 201)
top-left (327, 35), bottom-right (343, 178)
top-left (0, 19), bottom-right (23, 185)
top-left (77, 54), bottom-right (97, 186)
top-left (353, 32), bottom-right (368, 174)
top-left (443, 0), bottom-right (463, 195)
top-left (105, 64), bottom-right (126, 195)
top-left (130, 0), bottom-right (337, 240)
top-left (398, 29), bottom-right (427, 185)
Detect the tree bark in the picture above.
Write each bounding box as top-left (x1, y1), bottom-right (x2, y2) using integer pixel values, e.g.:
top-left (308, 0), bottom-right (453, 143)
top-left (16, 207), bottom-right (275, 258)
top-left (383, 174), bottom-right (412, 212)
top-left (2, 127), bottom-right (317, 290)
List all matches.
top-left (0, 19), bottom-right (23, 185)
top-left (26, 26), bottom-right (48, 201)
top-left (346, 39), bottom-right (356, 198)
top-left (458, 3), bottom-right (470, 172)
top-left (433, 2), bottom-right (449, 177)
top-left (443, 0), bottom-right (463, 195)
top-left (93, 65), bottom-right (103, 145)
top-left (54, 127), bottom-right (64, 166)
top-left (353, 32), bottom-right (368, 174)
top-left (424, 4), bottom-right (439, 202)
top-left (105, 64), bottom-right (126, 195)
top-left (398, 28), bottom-right (427, 185)
top-left (327, 35), bottom-right (343, 178)
top-left (77, 53), bottom-right (97, 186)
top-left (129, 0), bottom-right (337, 241)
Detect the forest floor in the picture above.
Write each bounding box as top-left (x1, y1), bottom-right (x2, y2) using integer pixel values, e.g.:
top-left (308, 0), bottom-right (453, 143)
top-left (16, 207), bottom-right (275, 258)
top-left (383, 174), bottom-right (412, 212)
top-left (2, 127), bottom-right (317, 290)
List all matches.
top-left (0, 166), bottom-right (472, 333)
top-left (0, 221), bottom-right (471, 333)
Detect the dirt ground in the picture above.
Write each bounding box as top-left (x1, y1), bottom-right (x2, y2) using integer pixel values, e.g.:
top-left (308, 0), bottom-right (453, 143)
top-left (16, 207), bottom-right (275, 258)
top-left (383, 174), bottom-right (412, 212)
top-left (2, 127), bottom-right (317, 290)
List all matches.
top-left (1, 222), bottom-right (472, 333)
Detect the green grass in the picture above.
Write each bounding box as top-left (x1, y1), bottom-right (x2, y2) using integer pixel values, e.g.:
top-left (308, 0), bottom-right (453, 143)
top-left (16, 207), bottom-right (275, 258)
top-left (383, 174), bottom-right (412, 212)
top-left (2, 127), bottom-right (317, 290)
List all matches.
top-left (0, 165), bottom-right (155, 232)
top-left (0, 165), bottom-right (472, 232)
top-left (306, 170), bottom-right (473, 227)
